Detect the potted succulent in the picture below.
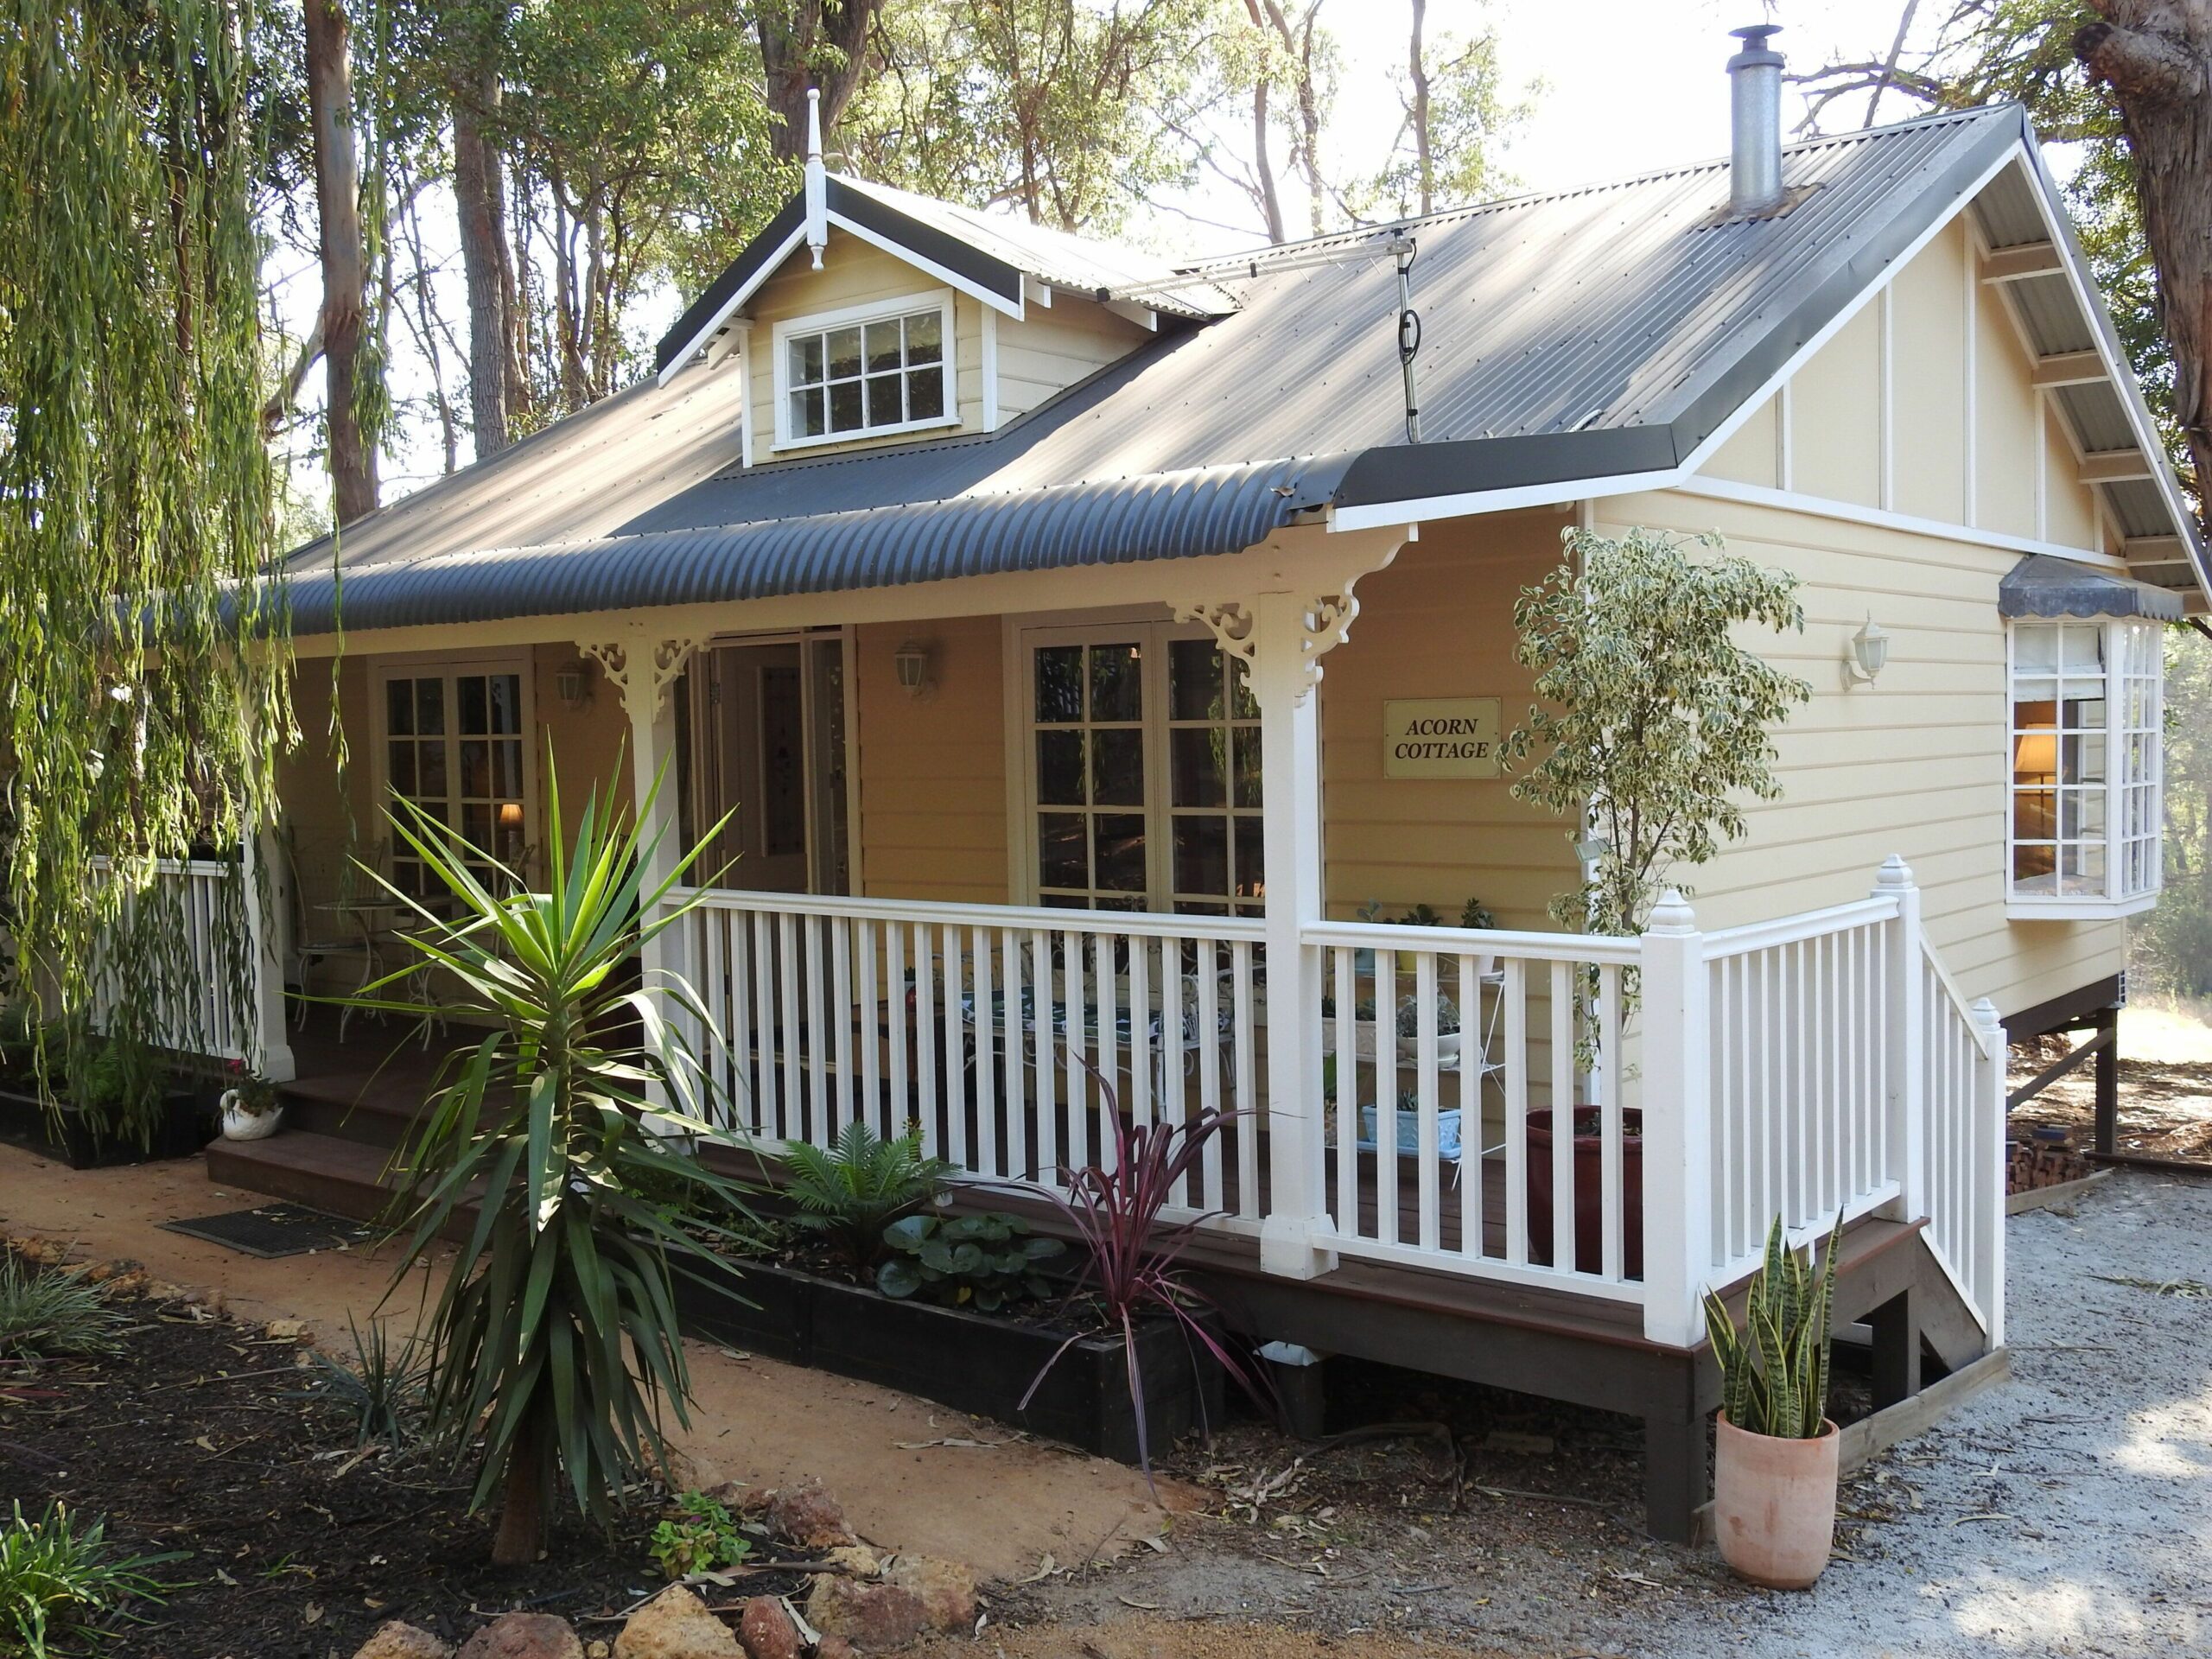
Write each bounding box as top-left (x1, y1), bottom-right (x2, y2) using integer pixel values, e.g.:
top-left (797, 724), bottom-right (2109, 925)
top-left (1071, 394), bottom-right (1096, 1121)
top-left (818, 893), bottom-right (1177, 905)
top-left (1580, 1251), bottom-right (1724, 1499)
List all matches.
top-left (1703, 1213), bottom-right (1846, 1589)
top-left (1358, 1086), bottom-right (1464, 1163)
top-left (219, 1062), bottom-right (283, 1141)
top-left (1395, 991), bottom-right (1461, 1064)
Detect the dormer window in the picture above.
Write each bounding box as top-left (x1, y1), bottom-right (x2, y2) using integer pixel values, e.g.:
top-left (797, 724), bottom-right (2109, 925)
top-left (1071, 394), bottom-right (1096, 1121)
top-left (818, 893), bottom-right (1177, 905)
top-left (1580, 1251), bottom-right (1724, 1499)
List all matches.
top-left (774, 292), bottom-right (954, 450)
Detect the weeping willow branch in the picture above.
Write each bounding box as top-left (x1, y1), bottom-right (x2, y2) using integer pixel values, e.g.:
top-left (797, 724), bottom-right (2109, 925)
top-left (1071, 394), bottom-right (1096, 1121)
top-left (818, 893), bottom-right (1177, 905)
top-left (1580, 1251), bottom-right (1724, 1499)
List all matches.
top-left (0, 0), bottom-right (296, 1102)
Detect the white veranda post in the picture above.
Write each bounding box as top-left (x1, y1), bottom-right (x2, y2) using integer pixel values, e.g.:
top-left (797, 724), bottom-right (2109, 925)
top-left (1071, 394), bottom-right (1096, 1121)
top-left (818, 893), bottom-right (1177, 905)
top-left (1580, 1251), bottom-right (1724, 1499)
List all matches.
top-left (580, 631), bottom-right (699, 1105)
top-left (245, 826), bottom-right (297, 1083)
top-left (1179, 586), bottom-right (1360, 1280)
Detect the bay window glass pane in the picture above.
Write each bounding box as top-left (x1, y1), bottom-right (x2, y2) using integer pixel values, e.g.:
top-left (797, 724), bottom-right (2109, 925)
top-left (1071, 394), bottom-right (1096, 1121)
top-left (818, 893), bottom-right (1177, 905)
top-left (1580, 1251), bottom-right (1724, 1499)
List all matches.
top-left (1234, 821), bottom-right (1265, 900)
top-left (387, 741), bottom-right (416, 797)
top-left (1233, 728), bottom-right (1262, 809)
top-left (791, 386), bottom-right (826, 437)
top-left (416, 679), bottom-right (445, 734)
top-left (829, 379), bottom-right (864, 432)
top-left (790, 334), bottom-right (823, 384)
top-left (417, 736), bottom-right (448, 798)
top-left (460, 738), bottom-right (490, 799)
top-left (386, 678), bottom-right (414, 735)
top-left (905, 310), bottom-right (942, 363)
top-left (865, 320), bottom-right (903, 373)
top-left (1169, 640), bottom-right (1223, 720)
top-left (488, 673), bottom-right (522, 734)
top-left (825, 326), bottom-right (862, 379)
top-left (866, 372), bottom-right (903, 427)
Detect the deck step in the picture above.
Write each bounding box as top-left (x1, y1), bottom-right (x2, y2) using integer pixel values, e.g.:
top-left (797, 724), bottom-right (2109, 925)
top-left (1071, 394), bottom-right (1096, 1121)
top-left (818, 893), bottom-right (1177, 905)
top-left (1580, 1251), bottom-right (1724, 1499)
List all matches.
top-left (276, 1076), bottom-right (426, 1153)
top-left (205, 1131), bottom-right (400, 1224)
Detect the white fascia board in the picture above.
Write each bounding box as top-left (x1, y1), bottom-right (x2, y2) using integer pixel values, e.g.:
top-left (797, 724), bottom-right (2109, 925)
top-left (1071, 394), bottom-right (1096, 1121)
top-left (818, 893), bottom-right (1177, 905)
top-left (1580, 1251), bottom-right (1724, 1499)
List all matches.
top-left (2012, 139), bottom-right (2209, 600)
top-left (1673, 475), bottom-right (2132, 569)
top-left (825, 209), bottom-right (1026, 321)
top-left (655, 224), bottom-right (807, 388)
top-left (1329, 469), bottom-right (1682, 531)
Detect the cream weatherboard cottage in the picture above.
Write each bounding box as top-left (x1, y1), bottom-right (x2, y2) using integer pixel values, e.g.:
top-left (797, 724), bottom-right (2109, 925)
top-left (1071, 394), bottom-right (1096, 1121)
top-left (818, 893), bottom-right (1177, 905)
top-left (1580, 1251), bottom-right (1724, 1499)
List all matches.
top-left (166, 54), bottom-right (2205, 1540)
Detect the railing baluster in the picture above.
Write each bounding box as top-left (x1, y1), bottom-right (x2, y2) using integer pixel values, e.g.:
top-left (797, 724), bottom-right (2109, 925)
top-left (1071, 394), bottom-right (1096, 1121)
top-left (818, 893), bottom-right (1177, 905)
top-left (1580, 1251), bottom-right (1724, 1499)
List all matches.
top-left (1599, 961), bottom-right (1623, 1281)
top-left (913, 921), bottom-right (938, 1158)
top-left (830, 914), bottom-right (854, 1131)
top-left (1549, 958), bottom-right (1574, 1274)
top-left (1375, 937), bottom-right (1398, 1250)
top-left (1197, 936), bottom-right (1223, 1213)
top-left (1061, 929), bottom-right (1084, 1173)
top-left (1333, 945), bottom-right (1356, 1240)
top-left (856, 919), bottom-right (880, 1137)
top-left (1033, 927), bottom-right (1056, 1185)
top-left (1128, 931), bottom-right (1152, 1135)
top-left (1232, 938), bottom-right (1256, 1221)
top-left (1096, 932), bottom-right (1119, 1175)
top-left (1503, 957), bottom-right (1529, 1268)
top-left (885, 923), bottom-right (908, 1141)
top-left (941, 923), bottom-right (966, 1167)
top-left (1001, 926), bottom-right (1024, 1183)
top-left (1415, 950), bottom-right (1440, 1253)
top-left (972, 924), bottom-right (996, 1178)
top-left (1458, 951), bottom-right (1480, 1261)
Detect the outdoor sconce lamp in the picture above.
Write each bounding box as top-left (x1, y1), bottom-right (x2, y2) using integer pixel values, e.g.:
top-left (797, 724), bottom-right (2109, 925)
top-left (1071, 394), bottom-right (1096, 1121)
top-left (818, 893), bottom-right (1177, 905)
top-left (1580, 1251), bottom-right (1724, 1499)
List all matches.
top-left (1844, 615), bottom-right (1891, 688)
top-left (893, 640), bottom-right (931, 699)
top-left (555, 658), bottom-right (594, 709)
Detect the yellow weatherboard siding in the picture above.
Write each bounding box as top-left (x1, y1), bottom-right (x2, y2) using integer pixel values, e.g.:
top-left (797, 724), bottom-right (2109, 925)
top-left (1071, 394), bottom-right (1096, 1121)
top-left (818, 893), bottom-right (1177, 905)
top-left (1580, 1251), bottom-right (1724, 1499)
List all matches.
top-left (1789, 302), bottom-right (1884, 507)
top-left (1889, 217), bottom-right (1969, 524)
top-left (1605, 489), bottom-right (2124, 1019)
top-left (1319, 510), bottom-right (1581, 931)
top-left (995, 298), bottom-right (1151, 423)
top-left (853, 615), bottom-right (1009, 904)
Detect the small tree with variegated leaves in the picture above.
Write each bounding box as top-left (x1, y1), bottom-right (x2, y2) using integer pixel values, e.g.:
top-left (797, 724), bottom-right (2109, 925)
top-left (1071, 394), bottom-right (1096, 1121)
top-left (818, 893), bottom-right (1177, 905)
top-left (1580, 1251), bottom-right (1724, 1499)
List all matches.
top-left (1506, 526), bottom-right (1811, 939)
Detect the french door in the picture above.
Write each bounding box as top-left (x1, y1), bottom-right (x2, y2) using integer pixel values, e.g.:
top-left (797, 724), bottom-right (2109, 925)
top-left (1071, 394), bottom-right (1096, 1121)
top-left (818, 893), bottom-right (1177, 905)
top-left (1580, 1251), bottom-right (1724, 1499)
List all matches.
top-left (688, 632), bottom-right (852, 895)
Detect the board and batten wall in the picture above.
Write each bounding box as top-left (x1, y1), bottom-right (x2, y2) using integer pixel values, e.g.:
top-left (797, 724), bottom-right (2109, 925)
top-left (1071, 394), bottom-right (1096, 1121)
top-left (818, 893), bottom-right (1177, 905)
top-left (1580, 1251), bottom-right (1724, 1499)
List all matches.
top-left (1701, 215), bottom-right (2114, 556)
top-left (1595, 489), bottom-right (2123, 1021)
top-left (738, 230), bottom-right (1148, 465)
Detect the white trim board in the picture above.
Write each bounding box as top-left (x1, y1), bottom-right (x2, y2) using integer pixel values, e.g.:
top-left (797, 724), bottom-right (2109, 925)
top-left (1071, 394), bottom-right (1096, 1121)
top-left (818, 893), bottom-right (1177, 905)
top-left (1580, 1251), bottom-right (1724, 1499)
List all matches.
top-left (1670, 476), bottom-right (2128, 569)
top-left (657, 225), bottom-right (807, 387)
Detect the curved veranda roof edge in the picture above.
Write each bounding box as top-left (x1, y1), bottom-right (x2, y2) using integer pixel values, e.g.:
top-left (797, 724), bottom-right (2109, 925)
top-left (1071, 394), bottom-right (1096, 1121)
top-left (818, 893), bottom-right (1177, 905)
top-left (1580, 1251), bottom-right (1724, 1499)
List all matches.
top-left (276, 456), bottom-right (1358, 636)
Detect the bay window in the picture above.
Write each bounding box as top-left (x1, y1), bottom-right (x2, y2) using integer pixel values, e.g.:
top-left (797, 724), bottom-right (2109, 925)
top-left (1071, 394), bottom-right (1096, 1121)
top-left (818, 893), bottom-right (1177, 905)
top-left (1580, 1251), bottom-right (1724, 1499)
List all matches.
top-left (2007, 616), bottom-right (2162, 916)
top-left (773, 292), bottom-right (954, 449)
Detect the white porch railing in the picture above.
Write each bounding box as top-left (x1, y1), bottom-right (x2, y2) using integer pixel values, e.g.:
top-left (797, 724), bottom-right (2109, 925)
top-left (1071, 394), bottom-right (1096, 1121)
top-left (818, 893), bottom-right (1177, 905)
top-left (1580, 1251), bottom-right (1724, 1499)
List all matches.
top-left (670, 889), bottom-right (1267, 1230)
top-left (664, 855), bottom-right (2005, 1351)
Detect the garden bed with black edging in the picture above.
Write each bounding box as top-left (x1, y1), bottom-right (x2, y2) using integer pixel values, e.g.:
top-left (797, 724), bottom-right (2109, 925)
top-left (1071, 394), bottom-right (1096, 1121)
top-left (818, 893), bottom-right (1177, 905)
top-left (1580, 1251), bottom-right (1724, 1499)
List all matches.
top-left (0, 1081), bottom-right (214, 1168)
top-left (675, 1249), bottom-right (1226, 1464)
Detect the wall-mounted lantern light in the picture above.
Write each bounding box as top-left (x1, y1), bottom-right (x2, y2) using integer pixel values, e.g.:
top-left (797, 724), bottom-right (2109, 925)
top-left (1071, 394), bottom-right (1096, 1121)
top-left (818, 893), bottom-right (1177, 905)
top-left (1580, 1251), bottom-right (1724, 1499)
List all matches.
top-left (555, 659), bottom-right (593, 709)
top-left (1844, 615), bottom-right (1890, 688)
top-left (893, 640), bottom-right (931, 699)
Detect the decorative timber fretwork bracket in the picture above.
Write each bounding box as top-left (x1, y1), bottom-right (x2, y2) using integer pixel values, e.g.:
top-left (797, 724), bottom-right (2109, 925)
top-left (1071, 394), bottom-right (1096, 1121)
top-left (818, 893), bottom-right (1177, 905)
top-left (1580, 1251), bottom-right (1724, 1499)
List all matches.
top-left (577, 634), bottom-right (700, 720)
top-left (1175, 587), bottom-right (1361, 705)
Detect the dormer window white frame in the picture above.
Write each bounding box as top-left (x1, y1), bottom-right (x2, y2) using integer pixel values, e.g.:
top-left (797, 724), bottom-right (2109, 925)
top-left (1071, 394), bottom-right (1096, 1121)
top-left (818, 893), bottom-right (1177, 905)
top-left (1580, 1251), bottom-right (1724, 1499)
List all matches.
top-left (2006, 615), bottom-right (2164, 918)
top-left (771, 289), bottom-right (957, 452)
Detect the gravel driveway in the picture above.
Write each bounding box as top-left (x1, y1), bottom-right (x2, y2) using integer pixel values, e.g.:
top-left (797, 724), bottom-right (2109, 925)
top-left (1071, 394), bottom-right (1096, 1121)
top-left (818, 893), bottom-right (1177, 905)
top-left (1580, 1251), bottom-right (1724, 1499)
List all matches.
top-left (982, 1168), bottom-right (2212, 1657)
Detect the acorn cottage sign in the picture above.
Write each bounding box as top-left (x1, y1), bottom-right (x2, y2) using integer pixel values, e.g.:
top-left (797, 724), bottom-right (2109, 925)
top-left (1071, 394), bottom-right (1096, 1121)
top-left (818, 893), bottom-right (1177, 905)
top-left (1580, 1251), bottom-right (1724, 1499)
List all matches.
top-left (1382, 698), bottom-right (1502, 779)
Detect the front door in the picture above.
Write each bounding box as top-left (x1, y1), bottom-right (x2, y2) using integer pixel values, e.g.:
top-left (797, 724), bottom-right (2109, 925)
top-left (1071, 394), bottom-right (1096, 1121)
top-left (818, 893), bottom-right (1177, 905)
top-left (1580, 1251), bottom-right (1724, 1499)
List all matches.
top-left (693, 636), bottom-right (849, 894)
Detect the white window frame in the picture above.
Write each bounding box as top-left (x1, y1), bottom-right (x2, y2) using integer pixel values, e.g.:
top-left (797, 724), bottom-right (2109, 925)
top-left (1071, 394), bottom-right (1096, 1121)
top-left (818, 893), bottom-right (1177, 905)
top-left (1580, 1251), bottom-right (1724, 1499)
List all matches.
top-left (370, 651), bottom-right (541, 887)
top-left (1003, 613), bottom-right (1265, 915)
top-left (770, 289), bottom-right (958, 453)
top-left (2005, 615), bottom-right (2164, 919)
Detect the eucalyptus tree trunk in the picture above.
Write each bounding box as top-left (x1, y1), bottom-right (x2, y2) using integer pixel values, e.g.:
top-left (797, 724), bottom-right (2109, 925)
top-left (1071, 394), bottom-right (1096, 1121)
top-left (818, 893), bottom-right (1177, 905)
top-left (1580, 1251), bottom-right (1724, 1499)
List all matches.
top-left (755, 0), bottom-right (887, 160)
top-left (2076, 2), bottom-right (2212, 527)
top-left (453, 69), bottom-right (512, 461)
top-left (1408, 0), bottom-right (1433, 215)
top-left (305, 0), bottom-right (376, 524)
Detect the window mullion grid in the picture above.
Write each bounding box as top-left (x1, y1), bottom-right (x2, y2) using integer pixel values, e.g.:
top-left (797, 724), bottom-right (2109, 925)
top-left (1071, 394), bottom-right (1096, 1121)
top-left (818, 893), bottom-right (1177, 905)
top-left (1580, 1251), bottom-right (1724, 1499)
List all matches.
top-left (2104, 619), bottom-right (2122, 902)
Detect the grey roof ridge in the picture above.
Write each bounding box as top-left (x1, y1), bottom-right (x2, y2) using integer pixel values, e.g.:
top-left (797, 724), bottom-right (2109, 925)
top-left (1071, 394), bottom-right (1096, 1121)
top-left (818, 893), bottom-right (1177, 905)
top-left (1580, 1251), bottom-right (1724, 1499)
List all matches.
top-left (1183, 104), bottom-right (2024, 275)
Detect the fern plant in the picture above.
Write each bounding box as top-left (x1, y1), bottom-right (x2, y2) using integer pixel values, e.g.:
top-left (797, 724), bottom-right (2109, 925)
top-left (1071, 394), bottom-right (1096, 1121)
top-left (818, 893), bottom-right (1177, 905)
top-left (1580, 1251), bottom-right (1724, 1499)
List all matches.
top-left (784, 1122), bottom-right (951, 1269)
top-left (1702, 1213), bottom-right (1845, 1440)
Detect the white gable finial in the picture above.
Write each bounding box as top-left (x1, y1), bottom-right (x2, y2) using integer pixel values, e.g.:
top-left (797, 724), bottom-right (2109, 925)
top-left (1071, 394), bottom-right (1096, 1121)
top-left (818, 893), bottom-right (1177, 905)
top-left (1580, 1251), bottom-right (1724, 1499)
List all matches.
top-left (804, 87), bottom-right (827, 270)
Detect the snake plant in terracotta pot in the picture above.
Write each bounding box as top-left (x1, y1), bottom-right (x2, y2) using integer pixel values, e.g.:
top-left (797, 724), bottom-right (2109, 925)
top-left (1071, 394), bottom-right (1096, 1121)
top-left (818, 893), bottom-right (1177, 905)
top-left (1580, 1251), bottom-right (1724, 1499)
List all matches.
top-left (1703, 1212), bottom-right (1845, 1589)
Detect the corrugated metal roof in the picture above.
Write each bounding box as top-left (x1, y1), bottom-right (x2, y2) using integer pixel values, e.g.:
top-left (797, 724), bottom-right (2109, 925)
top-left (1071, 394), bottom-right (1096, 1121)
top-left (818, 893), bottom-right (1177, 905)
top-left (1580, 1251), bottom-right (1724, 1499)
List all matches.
top-left (279, 457), bottom-right (1347, 634)
top-left (1999, 553), bottom-right (2185, 620)
top-left (291, 103), bottom-right (2206, 625)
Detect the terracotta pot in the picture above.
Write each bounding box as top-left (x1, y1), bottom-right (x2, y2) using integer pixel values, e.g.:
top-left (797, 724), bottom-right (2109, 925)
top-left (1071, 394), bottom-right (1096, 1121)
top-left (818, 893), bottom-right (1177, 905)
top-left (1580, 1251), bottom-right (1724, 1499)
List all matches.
top-left (1523, 1109), bottom-right (1643, 1278)
top-left (1713, 1412), bottom-right (1840, 1589)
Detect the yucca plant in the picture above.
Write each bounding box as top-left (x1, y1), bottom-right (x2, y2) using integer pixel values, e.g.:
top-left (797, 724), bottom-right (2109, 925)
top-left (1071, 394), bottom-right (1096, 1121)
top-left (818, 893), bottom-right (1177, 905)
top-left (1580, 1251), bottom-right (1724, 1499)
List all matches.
top-left (1702, 1212), bottom-right (1845, 1440)
top-left (345, 757), bottom-right (752, 1564)
top-left (784, 1121), bottom-right (951, 1269)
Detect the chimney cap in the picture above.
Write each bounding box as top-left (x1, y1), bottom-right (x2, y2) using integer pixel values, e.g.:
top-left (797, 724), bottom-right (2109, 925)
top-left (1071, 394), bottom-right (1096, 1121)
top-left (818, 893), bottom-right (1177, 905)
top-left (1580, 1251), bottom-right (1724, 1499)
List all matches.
top-left (1728, 23), bottom-right (1783, 68)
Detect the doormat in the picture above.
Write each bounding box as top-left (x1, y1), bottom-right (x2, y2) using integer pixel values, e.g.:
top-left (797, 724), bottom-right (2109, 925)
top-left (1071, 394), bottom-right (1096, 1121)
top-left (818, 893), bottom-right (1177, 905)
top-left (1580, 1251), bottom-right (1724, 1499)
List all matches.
top-left (161, 1204), bottom-right (377, 1259)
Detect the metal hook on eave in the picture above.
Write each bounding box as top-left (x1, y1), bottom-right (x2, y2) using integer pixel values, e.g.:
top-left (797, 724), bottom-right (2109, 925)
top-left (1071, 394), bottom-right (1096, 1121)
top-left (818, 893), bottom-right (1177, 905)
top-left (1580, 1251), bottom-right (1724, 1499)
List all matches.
top-left (804, 86), bottom-right (828, 270)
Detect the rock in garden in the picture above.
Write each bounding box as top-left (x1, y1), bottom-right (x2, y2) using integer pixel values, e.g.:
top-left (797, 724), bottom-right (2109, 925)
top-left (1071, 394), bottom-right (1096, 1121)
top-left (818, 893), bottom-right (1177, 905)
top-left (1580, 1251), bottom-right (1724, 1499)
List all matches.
top-left (734, 1598), bottom-right (799, 1659)
top-left (813, 1639), bottom-right (856, 1659)
top-left (353, 1621), bottom-right (453, 1659)
top-left (456, 1612), bottom-right (583, 1659)
top-left (880, 1555), bottom-right (976, 1633)
top-left (765, 1483), bottom-right (852, 1548)
top-left (823, 1545), bottom-right (880, 1578)
top-left (803, 1577), bottom-right (930, 1650)
top-left (612, 1586), bottom-right (741, 1659)
top-left (263, 1316), bottom-right (312, 1342)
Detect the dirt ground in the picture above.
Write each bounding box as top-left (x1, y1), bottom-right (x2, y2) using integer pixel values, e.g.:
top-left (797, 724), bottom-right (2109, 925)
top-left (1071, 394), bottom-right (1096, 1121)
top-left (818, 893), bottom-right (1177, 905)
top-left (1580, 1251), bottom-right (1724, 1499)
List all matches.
top-left (2009, 997), bottom-right (2212, 1162)
top-left (9, 1043), bottom-right (2212, 1659)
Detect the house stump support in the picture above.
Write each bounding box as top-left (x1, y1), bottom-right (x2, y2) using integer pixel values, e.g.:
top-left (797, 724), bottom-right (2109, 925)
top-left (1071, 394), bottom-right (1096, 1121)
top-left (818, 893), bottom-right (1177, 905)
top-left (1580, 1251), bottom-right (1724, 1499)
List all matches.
top-left (581, 630), bottom-right (701, 1110)
top-left (1876, 855), bottom-right (1926, 1223)
top-left (1178, 584), bottom-right (1363, 1280)
top-left (244, 826), bottom-right (297, 1083)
